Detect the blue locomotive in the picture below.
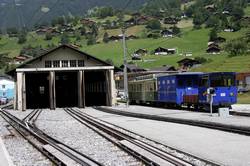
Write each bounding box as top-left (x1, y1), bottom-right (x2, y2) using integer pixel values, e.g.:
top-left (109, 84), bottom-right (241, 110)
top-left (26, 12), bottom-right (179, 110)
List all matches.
top-left (128, 72), bottom-right (237, 110)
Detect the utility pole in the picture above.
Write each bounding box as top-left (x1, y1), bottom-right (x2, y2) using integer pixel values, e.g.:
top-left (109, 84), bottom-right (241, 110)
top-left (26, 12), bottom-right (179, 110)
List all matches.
top-left (122, 27), bottom-right (129, 107)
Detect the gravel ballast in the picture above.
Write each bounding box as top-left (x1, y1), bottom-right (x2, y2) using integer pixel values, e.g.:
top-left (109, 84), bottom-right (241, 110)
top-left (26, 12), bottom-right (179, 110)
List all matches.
top-left (0, 114), bottom-right (52, 166)
top-left (36, 109), bottom-right (141, 166)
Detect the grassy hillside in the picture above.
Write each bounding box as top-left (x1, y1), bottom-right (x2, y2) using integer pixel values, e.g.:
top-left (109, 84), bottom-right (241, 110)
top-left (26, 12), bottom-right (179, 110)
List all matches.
top-left (0, 25), bottom-right (249, 72)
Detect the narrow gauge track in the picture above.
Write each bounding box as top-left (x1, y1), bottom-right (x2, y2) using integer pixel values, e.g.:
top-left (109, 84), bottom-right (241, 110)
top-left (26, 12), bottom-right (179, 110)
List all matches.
top-left (230, 111), bottom-right (250, 117)
top-left (0, 109), bottom-right (102, 166)
top-left (96, 107), bottom-right (250, 136)
top-left (65, 108), bottom-right (219, 166)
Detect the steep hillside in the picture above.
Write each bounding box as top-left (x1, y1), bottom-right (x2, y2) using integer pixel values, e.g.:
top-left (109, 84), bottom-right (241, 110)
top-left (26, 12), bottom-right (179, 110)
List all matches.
top-left (0, 0), bottom-right (147, 29)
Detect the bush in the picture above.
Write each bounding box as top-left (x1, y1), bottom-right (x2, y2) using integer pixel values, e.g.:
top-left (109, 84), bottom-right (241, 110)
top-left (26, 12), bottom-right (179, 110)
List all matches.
top-left (45, 32), bottom-right (53, 40)
top-left (224, 38), bottom-right (248, 57)
top-left (17, 33), bottom-right (27, 44)
top-left (146, 19), bottom-right (161, 30)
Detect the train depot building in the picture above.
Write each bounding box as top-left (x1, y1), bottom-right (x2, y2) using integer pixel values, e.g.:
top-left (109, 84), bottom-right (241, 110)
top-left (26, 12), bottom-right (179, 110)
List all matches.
top-left (8, 45), bottom-right (116, 111)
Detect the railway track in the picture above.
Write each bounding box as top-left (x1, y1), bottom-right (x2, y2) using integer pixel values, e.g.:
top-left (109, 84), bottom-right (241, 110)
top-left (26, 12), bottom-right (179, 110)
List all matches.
top-left (0, 109), bottom-right (102, 166)
top-left (96, 106), bottom-right (250, 136)
top-left (65, 107), bottom-right (219, 166)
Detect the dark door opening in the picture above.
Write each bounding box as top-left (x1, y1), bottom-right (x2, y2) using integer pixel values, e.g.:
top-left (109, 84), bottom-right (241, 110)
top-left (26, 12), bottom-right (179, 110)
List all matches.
top-left (26, 73), bottom-right (50, 109)
top-left (55, 72), bottom-right (78, 108)
top-left (85, 71), bottom-right (107, 106)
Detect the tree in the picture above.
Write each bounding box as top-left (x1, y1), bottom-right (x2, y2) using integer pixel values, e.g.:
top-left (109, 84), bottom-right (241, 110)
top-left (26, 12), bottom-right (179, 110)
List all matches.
top-left (146, 19), bottom-right (161, 30)
top-left (209, 28), bottom-right (218, 41)
top-left (172, 25), bottom-right (180, 35)
top-left (224, 38), bottom-right (248, 57)
top-left (45, 32), bottom-right (53, 40)
top-left (17, 32), bottom-right (27, 44)
top-left (193, 11), bottom-right (205, 29)
top-left (206, 16), bottom-right (219, 28)
top-left (90, 24), bottom-right (99, 37)
top-left (60, 33), bottom-right (70, 45)
top-left (87, 35), bottom-right (96, 45)
top-left (103, 32), bottom-right (109, 43)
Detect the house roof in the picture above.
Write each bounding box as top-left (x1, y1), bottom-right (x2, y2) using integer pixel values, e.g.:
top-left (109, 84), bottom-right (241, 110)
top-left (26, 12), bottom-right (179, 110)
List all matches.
top-left (149, 65), bottom-right (176, 72)
top-left (177, 58), bottom-right (200, 64)
top-left (6, 44), bottom-right (116, 76)
top-left (120, 64), bottom-right (146, 72)
top-left (154, 47), bottom-right (168, 52)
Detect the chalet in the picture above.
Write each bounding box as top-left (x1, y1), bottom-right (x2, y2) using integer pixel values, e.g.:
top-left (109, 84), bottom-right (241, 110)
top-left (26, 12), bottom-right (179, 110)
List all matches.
top-left (131, 54), bottom-right (142, 60)
top-left (12, 54), bottom-right (32, 65)
top-left (134, 49), bottom-right (147, 55)
top-left (80, 18), bottom-right (96, 26)
top-left (36, 28), bottom-right (48, 35)
top-left (127, 35), bottom-right (138, 40)
top-left (120, 64), bottom-right (146, 73)
top-left (149, 65), bottom-right (176, 72)
top-left (154, 47), bottom-right (176, 55)
top-left (224, 26), bottom-right (234, 32)
top-left (206, 44), bottom-right (221, 54)
top-left (241, 17), bottom-right (250, 27)
top-left (132, 49), bottom-right (147, 60)
top-left (125, 18), bottom-right (136, 26)
top-left (163, 17), bottom-right (179, 24)
top-left (236, 72), bottom-right (250, 91)
top-left (108, 35), bottom-right (122, 42)
top-left (177, 58), bottom-right (201, 70)
top-left (205, 4), bottom-right (216, 12)
top-left (161, 29), bottom-right (174, 38)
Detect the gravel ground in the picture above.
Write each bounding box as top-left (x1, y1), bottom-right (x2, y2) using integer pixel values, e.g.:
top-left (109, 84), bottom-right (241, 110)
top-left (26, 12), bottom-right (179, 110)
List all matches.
top-left (6, 109), bottom-right (33, 120)
top-left (36, 109), bottom-right (142, 166)
top-left (0, 114), bottom-right (52, 166)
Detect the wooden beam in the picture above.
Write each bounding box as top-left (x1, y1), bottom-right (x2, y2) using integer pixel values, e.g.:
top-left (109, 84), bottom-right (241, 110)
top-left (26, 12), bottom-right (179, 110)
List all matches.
top-left (16, 66), bottom-right (114, 72)
top-left (105, 70), bottom-right (112, 106)
top-left (49, 71), bottom-right (56, 110)
top-left (22, 73), bottom-right (26, 111)
top-left (78, 71), bottom-right (83, 108)
top-left (82, 71), bottom-right (85, 108)
top-left (17, 72), bottom-right (23, 111)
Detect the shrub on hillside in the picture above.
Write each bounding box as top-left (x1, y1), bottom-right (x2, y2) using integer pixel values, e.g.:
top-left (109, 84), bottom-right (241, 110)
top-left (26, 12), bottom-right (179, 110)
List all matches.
top-left (146, 19), bottom-right (161, 30)
top-left (224, 38), bottom-right (248, 57)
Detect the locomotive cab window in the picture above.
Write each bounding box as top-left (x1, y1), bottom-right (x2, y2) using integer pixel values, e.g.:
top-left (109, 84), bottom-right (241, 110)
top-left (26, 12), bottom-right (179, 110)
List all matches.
top-left (210, 74), bottom-right (235, 87)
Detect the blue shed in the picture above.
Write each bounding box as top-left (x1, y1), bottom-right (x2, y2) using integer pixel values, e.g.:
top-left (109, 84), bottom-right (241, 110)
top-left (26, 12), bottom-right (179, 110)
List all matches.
top-left (0, 77), bottom-right (15, 100)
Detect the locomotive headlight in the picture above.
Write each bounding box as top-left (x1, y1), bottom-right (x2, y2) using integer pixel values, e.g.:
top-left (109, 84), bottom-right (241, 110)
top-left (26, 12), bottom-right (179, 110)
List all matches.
top-left (230, 92), bottom-right (234, 96)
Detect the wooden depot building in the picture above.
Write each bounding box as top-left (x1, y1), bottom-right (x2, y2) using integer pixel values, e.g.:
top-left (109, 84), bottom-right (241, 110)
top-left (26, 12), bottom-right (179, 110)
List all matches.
top-left (8, 45), bottom-right (116, 111)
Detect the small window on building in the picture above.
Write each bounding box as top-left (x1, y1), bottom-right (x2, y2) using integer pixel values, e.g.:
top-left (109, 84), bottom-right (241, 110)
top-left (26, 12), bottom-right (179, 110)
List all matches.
top-left (2, 85), bottom-right (5, 89)
top-left (172, 80), bottom-right (175, 84)
top-left (53, 60), bottom-right (60, 68)
top-left (167, 80), bottom-right (170, 84)
top-left (39, 86), bottom-right (45, 95)
top-left (3, 92), bottom-right (6, 97)
top-left (70, 60), bottom-right (77, 67)
top-left (62, 60), bottom-right (69, 67)
top-left (45, 61), bottom-right (52, 68)
top-left (78, 60), bottom-right (85, 67)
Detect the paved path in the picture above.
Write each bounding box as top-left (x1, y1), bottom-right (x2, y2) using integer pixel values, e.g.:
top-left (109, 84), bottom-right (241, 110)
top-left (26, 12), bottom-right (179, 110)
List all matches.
top-left (83, 107), bottom-right (250, 166)
top-left (0, 138), bottom-right (14, 166)
top-left (103, 104), bottom-right (250, 128)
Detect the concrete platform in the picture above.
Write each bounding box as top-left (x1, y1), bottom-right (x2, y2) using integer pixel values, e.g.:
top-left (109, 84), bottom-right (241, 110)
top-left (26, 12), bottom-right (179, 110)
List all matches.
top-left (0, 138), bottom-right (14, 166)
top-left (83, 107), bottom-right (250, 166)
top-left (101, 104), bottom-right (250, 129)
